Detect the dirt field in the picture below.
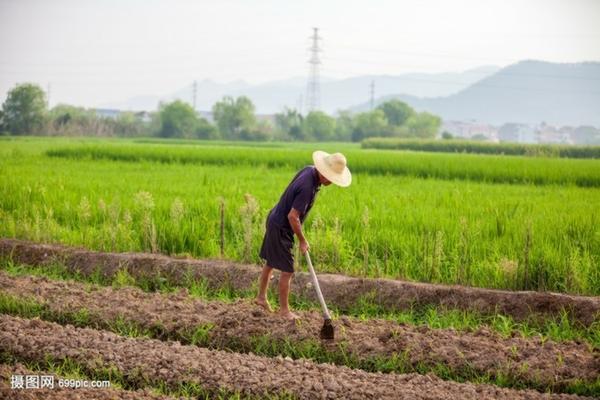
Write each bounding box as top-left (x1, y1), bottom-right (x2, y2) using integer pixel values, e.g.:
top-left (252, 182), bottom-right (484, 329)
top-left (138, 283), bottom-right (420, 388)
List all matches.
top-left (1, 238), bottom-right (599, 399)
top-left (2, 238), bottom-right (599, 325)
top-left (1, 271), bottom-right (597, 391)
top-left (1, 315), bottom-right (594, 400)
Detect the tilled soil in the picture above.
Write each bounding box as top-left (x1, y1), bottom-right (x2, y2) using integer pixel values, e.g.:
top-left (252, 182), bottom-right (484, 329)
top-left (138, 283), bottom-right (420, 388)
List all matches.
top-left (0, 315), bottom-right (592, 400)
top-left (0, 363), bottom-right (180, 400)
top-left (1, 238), bottom-right (598, 325)
top-left (1, 271), bottom-right (597, 390)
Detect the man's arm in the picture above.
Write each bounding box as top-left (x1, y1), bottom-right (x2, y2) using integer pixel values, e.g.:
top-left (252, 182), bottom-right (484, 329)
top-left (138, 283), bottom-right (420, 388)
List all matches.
top-left (288, 208), bottom-right (309, 254)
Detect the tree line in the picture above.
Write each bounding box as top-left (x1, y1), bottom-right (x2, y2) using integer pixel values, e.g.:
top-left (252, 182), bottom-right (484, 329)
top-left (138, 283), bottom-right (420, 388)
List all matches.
top-left (0, 82), bottom-right (441, 141)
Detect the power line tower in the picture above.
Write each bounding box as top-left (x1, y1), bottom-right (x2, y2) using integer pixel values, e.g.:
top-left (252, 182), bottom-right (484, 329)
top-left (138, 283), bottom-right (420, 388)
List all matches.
top-left (192, 80), bottom-right (198, 110)
top-left (369, 80), bottom-right (375, 110)
top-left (305, 27), bottom-right (322, 113)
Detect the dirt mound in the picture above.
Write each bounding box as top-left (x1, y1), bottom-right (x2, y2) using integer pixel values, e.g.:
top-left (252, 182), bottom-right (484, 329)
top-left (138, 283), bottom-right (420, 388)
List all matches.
top-left (1, 271), bottom-right (597, 391)
top-left (0, 315), bottom-right (592, 400)
top-left (1, 238), bottom-right (599, 325)
top-left (0, 363), bottom-right (177, 400)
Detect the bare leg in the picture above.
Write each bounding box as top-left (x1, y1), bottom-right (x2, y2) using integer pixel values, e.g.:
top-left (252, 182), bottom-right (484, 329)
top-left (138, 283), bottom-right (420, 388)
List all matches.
top-left (254, 265), bottom-right (273, 312)
top-left (278, 271), bottom-right (298, 320)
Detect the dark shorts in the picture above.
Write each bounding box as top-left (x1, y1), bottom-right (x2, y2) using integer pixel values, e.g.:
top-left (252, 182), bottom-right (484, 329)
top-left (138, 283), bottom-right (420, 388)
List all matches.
top-left (259, 221), bottom-right (295, 273)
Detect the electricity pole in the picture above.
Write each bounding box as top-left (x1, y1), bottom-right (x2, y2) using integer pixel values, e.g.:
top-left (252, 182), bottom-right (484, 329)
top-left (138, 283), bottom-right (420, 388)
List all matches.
top-left (47, 83), bottom-right (51, 108)
top-left (192, 80), bottom-right (197, 110)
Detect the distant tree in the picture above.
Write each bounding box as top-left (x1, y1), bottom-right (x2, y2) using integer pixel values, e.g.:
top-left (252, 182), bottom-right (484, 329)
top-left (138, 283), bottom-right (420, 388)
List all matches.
top-left (441, 131), bottom-right (454, 139)
top-left (274, 108), bottom-right (303, 140)
top-left (1, 83), bottom-right (47, 135)
top-left (158, 100), bottom-right (199, 138)
top-left (196, 117), bottom-right (219, 139)
top-left (48, 104), bottom-right (94, 136)
top-left (405, 112), bottom-right (441, 139)
top-left (240, 119), bottom-right (273, 141)
top-left (212, 96), bottom-right (257, 140)
top-left (377, 100), bottom-right (415, 126)
top-left (471, 133), bottom-right (488, 141)
top-left (303, 111), bottom-right (336, 141)
top-left (351, 109), bottom-right (388, 142)
top-left (334, 111), bottom-right (354, 141)
top-left (115, 112), bottom-right (146, 137)
top-left (0, 109), bottom-right (5, 133)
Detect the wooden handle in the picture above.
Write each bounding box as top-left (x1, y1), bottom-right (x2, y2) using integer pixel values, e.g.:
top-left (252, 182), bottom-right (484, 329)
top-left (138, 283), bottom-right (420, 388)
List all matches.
top-left (304, 252), bottom-right (331, 320)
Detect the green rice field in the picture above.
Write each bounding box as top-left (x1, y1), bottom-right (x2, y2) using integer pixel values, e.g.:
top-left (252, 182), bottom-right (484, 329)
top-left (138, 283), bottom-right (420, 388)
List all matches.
top-left (0, 136), bottom-right (599, 295)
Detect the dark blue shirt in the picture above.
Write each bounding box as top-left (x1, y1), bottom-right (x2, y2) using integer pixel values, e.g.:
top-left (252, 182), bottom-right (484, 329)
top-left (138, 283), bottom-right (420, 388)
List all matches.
top-left (267, 166), bottom-right (321, 232)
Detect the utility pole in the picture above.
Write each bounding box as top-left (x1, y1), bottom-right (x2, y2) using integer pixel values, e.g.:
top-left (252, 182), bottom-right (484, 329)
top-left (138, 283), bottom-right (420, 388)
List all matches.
top-left (192, 80), bottom-right (197, 110)
top-left (305, 27), bottom-right (322, 113)
top-left (369, 80), bottom-right (375, 110)
top-left (46, 83), bottom-right (51, 108)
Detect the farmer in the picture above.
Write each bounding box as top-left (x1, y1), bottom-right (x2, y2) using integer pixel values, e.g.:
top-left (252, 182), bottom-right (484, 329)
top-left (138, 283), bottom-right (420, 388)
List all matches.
top-left (255, 150), bottom-right (352, 319)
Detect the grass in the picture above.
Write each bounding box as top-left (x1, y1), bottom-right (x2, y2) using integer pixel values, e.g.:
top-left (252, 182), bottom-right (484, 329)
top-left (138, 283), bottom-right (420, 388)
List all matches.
top-left (1, 137), bottom-right (599, 295)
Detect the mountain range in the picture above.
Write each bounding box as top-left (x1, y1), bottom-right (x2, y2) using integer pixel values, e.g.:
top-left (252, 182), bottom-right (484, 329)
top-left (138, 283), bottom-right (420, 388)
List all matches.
top-left (101, 60), bottom-right (600, 127)
top-left (354, 60), bottom-right (600, 126)
top-left (101, 66), bottom-right (499, 115)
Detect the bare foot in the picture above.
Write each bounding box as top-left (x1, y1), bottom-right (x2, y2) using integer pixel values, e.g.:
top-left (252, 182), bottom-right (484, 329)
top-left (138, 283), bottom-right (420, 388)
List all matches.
top-left (278, 310), bottom-right (300, 320)
top-left (254, 298), bottom-right (273, 313)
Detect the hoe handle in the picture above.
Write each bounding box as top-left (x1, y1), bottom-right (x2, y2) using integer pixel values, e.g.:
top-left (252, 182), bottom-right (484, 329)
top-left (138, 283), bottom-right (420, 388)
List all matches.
top-left (304, 252), bottom-right (332, 320)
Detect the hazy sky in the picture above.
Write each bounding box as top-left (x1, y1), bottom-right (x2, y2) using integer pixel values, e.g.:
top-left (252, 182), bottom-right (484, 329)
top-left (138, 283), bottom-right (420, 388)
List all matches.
top-left (1, 0), bottom-right (599, 107)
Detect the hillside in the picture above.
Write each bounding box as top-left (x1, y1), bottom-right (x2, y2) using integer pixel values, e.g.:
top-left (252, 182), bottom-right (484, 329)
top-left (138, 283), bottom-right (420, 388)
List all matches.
top-left (354, 61), bottom-right (600, 126)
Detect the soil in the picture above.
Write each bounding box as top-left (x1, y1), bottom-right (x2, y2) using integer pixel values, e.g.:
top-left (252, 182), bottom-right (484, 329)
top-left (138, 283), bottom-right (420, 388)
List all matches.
top-left (0, 363), bottom-right (180, 399)
top-left (1, 238), bottom-right (598, 325)
top-left (1, 271), bottom-right (597, 390)
top-left (0, 315), bottom-right (592, 400)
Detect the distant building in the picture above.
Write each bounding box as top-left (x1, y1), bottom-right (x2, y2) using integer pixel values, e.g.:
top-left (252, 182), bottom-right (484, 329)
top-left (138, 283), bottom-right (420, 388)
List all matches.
top-left (134, 111), bottom-right (152, 123)
top-left (94, 108), bottom-right (121, 119)
top-left (441, 120), bottom-right (498, 141)
top-left (536, 123), bottom-right (572, 144)
top-left (498, 123), bottom-right (537, 143)
top-left (94, 108), bottom-right (153, 123)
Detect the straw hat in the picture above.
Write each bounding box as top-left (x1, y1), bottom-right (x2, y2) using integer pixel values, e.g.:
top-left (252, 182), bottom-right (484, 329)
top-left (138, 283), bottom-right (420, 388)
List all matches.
top-left (312, 150), bottom-right (352, 187)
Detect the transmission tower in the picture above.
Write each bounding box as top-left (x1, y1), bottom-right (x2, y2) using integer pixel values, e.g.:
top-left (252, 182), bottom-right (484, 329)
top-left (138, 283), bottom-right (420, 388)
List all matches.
top-left (192, 80), bottom-right (198, 110)
top-left (305, 27), bottom-right (322, 113)
top-left (369, 80), bottom-right (375, 110)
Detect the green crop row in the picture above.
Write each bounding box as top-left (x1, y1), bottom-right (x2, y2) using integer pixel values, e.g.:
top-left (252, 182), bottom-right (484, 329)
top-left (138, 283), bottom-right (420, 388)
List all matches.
top-left (44, 141), bottom-right (600, 187)
top-left (362, 137), bottom-right (600, 159)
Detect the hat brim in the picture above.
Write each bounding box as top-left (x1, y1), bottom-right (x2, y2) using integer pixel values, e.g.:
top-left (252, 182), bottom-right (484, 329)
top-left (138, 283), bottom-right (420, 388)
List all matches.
top-left (312, 150), bottom-right (352, 187)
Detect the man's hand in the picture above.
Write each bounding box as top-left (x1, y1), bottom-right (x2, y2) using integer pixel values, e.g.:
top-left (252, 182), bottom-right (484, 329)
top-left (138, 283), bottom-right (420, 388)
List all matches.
top-left (299, 239), bottom-right (310, 254)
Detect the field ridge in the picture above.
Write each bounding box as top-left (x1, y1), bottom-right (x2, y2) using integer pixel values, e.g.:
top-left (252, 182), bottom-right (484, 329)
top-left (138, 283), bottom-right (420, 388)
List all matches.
top-left (2, 238), bottom-right (598, 325)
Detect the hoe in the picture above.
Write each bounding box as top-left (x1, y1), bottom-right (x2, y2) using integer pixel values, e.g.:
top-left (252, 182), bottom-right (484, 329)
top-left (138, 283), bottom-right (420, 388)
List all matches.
top-left (304, 252), bottom-right (335, 340)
